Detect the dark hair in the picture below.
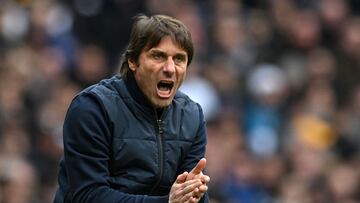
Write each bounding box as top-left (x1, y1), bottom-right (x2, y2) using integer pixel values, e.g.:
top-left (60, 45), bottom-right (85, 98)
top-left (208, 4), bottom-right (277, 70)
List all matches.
top-left (119, 14), bottom-right (194, 78)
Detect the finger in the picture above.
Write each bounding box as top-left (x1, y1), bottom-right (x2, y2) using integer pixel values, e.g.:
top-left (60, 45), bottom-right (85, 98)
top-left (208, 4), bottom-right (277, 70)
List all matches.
top-left (183, 195), bottom-right (198, 203)
top-left (181, 179), bottom-right (202, 193)
top-left (197, 184), bottom-right (208, 193)
top-left (192, 185), bottom-right (206, 199)
top-left (190, 158), bottom-right (206, 175)
top-left (176, 171), bottom-right (188, 183)
top-left (190, 196), bottom-right (200, 203)
top-left (180, 187), bottom-right (197, 203)
top-left (181, 187), bottom-right (201, 203)
top-left (200, 175), bottom-right (210, 184)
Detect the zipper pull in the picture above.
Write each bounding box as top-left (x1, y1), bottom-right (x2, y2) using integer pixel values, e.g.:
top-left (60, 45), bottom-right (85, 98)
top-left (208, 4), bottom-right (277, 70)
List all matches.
top-left (157, 119), bottom-right (163, 134)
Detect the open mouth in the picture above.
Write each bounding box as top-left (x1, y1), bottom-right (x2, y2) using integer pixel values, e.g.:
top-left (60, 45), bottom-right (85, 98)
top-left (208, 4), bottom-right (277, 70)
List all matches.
top-left (157, 80), bottom-right (174, 98)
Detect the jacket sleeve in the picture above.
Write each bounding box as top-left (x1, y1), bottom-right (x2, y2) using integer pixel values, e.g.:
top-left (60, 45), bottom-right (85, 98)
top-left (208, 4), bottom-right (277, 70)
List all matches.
top-left (177, 103), bottom-right (209, 203)
top-left (63, 93), bottom-right (169, 203)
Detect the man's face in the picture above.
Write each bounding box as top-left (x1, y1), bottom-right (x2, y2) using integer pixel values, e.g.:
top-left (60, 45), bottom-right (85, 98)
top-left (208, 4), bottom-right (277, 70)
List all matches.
top-left (129, 36), bottom-right (188, 108)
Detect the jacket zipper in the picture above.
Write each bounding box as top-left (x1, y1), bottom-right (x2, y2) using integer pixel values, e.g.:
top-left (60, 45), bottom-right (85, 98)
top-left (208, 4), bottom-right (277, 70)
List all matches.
top-left (149, 111), bottom-right (164, 194)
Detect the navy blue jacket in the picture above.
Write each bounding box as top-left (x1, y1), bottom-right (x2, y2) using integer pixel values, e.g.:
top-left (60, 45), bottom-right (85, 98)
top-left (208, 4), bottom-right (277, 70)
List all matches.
top-left (53, 75), bottom-right (209, 203)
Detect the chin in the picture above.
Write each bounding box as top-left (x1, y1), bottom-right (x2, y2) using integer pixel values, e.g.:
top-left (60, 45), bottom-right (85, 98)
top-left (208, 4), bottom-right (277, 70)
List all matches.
top-left (155, 102), bottom-right (171, 108)
top-left (153, 99), bottom-right (172, 109)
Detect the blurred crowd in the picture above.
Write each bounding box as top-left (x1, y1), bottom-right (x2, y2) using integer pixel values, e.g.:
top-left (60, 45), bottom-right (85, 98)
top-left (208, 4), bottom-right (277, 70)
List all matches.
top-left (0, 0), bottom-right (360, 202)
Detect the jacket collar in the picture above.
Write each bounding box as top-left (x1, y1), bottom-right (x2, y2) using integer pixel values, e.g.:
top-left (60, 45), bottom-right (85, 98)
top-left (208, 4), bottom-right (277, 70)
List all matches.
top-left (124, 72), bottom-right (154, 108)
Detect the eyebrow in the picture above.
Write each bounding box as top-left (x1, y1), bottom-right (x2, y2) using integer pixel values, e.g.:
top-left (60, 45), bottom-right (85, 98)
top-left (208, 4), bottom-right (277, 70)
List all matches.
top-left (174, 53), bottom-right (187, 60)
top-left (149, 48), bottom-right (187, 56)
top-left (149, 50), bottom-right (166, 56)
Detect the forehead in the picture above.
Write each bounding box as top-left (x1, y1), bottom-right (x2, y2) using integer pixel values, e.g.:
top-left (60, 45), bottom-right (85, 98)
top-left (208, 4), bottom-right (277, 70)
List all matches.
top-left (147, 36), bottom-right (187, 54)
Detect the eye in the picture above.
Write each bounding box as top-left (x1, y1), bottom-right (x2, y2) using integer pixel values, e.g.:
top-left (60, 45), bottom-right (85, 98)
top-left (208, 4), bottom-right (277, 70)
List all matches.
top-left (151, 52), bottom-right (166, 61)
top-left (174, 54), bottom-right (187, 65)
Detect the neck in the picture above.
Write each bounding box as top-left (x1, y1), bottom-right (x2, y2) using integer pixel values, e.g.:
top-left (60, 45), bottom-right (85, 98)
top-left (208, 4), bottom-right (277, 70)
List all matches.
top-left (124, 72), bottom-right (153, 107)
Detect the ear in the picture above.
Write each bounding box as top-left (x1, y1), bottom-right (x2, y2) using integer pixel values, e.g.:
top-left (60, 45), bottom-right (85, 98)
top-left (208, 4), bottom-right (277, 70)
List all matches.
top-left (128, 59), bottom-right (137, 71)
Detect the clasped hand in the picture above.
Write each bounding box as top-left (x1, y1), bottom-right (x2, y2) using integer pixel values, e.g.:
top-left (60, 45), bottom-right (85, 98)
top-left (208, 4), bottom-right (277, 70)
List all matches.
top-left (168, 158), bottom-right (210, 203)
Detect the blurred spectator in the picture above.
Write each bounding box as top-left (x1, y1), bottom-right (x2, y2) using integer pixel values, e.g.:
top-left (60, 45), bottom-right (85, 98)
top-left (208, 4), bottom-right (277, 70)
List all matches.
top-left (67, 0), bottom-right (148, 68)
top-left (210, 7), bottom-right (255, 74)
top-left (205, 110), bottom-right (245, 202)
top-left (0, 156), bottom-right (38, 203)
top-left (318, 0), bottom-right (350, 46)
top-left (222, 150), bottom-right (273, 203)
top-left (334, 16), bottom-right (360, 106)
top-left (278, 175), bottom-right (312, 203)
top-left (326, 161), bottom-right (360, 203)
top-left (244, 64), bottom-right (288, 157)
top-left (70, 44), bottom-right (109, 87)
top-left (180, 58), bottom-right (221, 121)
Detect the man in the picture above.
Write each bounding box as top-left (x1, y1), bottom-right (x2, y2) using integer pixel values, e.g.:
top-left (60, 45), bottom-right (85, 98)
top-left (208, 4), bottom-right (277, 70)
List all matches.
top-left (53, 14), bottom-right (210, 203)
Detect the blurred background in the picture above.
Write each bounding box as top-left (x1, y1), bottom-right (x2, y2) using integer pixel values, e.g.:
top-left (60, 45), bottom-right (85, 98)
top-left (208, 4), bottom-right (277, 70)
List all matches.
top-left (0, 0), bottom-right (360, 202)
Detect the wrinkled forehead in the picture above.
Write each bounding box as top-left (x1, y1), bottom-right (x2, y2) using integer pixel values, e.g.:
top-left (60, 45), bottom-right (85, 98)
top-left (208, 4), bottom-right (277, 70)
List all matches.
top-left (144, 36), bottom-right (188, 54)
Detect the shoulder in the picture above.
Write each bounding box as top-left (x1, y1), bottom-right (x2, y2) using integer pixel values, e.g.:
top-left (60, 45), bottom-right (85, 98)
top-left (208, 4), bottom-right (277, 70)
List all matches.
top-left (173, 90), bottom-right (204, 120)
top-left (172, 91), bottom-right (207, 141)
top-left (67, 76), bottom-right (125, 119)
top-left (74, 76), bottom-right (129, 108)
top-left (174, 90), bottom-right (200, 108)
top-left (81, 75), bottom-right (125, 98)
top-left (67, 88), bottom-right (108, 120)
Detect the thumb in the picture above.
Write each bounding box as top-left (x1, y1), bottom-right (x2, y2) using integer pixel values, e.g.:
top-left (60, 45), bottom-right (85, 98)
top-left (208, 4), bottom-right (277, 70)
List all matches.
top-left (190, 158), bottom-right (207, 175)
top-left (176, 171), bottom-right (188, 183)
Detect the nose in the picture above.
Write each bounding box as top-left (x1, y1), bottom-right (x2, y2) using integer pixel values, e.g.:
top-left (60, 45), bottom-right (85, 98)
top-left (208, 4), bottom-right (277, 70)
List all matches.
top-left (163, 57), bottom-right (175, 76)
